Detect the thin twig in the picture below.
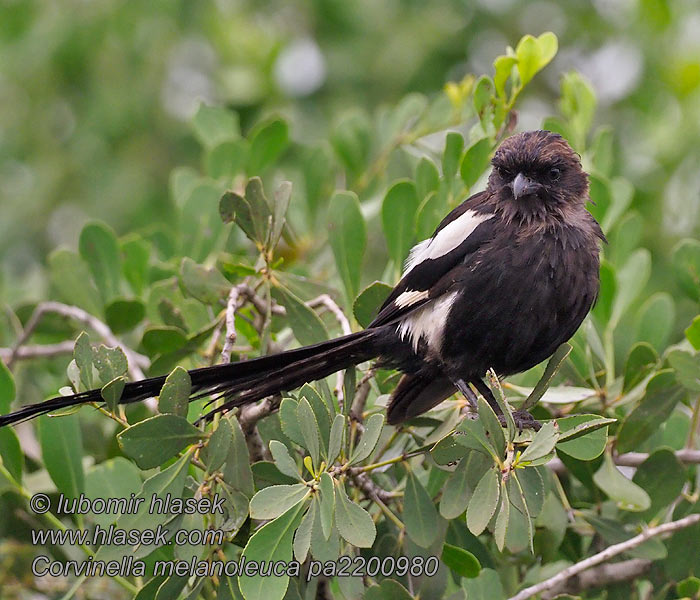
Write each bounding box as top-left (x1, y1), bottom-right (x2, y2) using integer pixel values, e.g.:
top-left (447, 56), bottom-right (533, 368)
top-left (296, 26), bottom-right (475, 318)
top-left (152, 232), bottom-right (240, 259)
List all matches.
top-left (221, 285), bottom-right (246, 363)
top-left (308, 294), bottom-right (352, 403)
top-left (542, 558), bottom-right (651, 598)
top-left (508, 514), bottom-right (700, 600)
top-left (6, 301), bottom-right (149, 380)
top-left (0, 341), bottom-right (75, 362)
top-left (548, 448), bottom-right (700, 475)
top-left (350, 369), bottom-right (374, 422)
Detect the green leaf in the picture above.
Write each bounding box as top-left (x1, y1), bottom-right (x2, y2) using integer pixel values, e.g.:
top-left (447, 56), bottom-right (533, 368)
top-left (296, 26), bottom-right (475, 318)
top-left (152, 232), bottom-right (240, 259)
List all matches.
top-left (610, 249), bottom-right (651, 327)
top-left (84, 457), bottom-right (142, 528)
top-left (518, 421), bottom-right (559, 464)
top-left (516, 32), bottom-right (558, 86)
top-left (431, 432), bottom-right (470, 465)
top-left (117, 414), bottom-right (204, 469)
top-left (466, 467), bottom-right (500, 536)
top-left (73, 331), bottom-right (94, 391)
top-left (592, 261), bottom-right (615, 325)
top-left (297, 398), bottom-right (320, 469)
top-left (593, 451), bottom-right (651, 512)
top-left (494, 481), bottom-right (509, 551)
top-left (472, 75), bottom-right (494, 115)
top-left (403, 470), bottom-right (439, 548)
top-left (623, 342), bottom-right (659, 392)
top-left (672, 238), bottom-right (700, 301)
top-left (273, 285), bottom-right (328, 346)
top-left (668, 350), bottom-right (700, 392)
top-left (441, 543), bottom-right (481, 578)
top-left (121, 236), bottom-right (150, 296)
top-left (327, 191), bottom-right (366, 304)
top-left (617, 370), bottom-right (686, 453)
top-left (205, 138), bottom-right (249, 179)
top-left (439, 451), bottom-right (491, 519)
top-left (269, 180), bottom-right (292, 250)
top-left (353, 281), bottom-right (392, 328)
top-left (442, 132), bottom-right (464, 181)
top-left (522, 343), bottom-right (572, 410)
top-left (141, 326), bottom-right (188, 356)
top-left (249, 483), bottom-right (310, 520)
top-left (349, 413), bottom-right (384, 465)
top-left (294, 499), bottom-right (315, 563)
top-left (382, 180), bottom-right (420, 267)
top-left (556, 415), bottom-right (614, 460)
top-left (192, 104), bottom-right (239, 148)
top-left (247, 118), bottom-right (289, 174)
top-left (38, 412), bottom-right (84, 497)
top-left (0, 356), bottom-right (16, 414)
top-left (279, 397), bottom-right (305, 447)
top-left (331, 111), bottom-right (372, 177)
top-left (415, 157), bottom-right (440, 200)
top-left (493, 55), bottom-right (517, 99)
top-left (334, 480), bottom-right (376, 547)
top-left (633, 449), bottom-right (686, 520)
top-left (461, 568), bottom-right (505, 600)
top-left (319, 472), bottom-right (335, 539)
top-left (158, 366), bottom-right (191, 417)
top-left (239, 499), bottom-right (306, 600)
top-left (0, 427), bottom-right (23, 486)
top-left (477, 395), bottom-right (505, 459)
top-left (223, 416), bottom-right (255, 498)
top-left (510, 467), bottom-right (545, 518)
top-left (101, 376), bottom-right (126, 413)
top-left (686, 316), bottom-right (700, 350)
top-left (460, 138), bottom-right (492, 189)
top-left (203, 418), bottom-right (231, 472)
top-left (456, 415), bottom-right (499, 460)
top-left (636, 292), bottom-right (675, 352)
top-left (327, 414), bottom-right (345, 465)
top-left (92, 344), bottom-right (128, 385)
top-left (269, 440), bottom-right (302, 481)
top-left (94, 451), bottom-right (191, 562)
top-left (79, 221), bottom-right (122, 302)
top-left (105, 298), bottom-right (146, 334)
top-left (364, 580), bottom-right (414, 600)
top-left (180, 257), bottom-right (230, 304)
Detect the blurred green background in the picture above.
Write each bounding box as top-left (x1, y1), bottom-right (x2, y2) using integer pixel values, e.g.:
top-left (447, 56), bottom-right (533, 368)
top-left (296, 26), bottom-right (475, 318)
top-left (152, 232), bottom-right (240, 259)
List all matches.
top-left (1, 0), bottom-right (699, 307)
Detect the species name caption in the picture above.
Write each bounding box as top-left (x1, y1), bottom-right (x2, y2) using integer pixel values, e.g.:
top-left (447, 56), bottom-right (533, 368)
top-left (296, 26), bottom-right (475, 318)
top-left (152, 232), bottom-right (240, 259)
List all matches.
top-left (28, 493), bottom-right (440, 580)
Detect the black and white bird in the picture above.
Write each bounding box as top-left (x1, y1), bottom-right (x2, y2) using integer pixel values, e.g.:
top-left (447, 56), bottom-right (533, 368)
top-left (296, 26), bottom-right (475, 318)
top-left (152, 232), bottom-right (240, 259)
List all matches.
top-left (0, 130), bottom-right (604, 430)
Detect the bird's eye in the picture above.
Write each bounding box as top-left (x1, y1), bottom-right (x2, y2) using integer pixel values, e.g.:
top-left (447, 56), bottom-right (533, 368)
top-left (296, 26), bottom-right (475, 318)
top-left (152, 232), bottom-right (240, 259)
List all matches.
top-left (548, 167), bottom-right (561, 182)
top-left (496, 166), bottom-right (511, 179)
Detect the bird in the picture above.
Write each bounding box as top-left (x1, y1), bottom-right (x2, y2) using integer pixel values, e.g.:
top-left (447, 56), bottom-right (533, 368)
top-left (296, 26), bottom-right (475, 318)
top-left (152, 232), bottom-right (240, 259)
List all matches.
top-left (0, 130), bottom-right (604, 431)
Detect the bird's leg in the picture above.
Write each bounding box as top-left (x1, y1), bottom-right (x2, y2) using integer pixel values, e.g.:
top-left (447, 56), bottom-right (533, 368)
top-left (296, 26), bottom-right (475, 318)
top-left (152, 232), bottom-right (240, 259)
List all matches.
top-left (455, 378), bottom-right (478, 411)
top-left (469, 377), bottom-right (541, 432)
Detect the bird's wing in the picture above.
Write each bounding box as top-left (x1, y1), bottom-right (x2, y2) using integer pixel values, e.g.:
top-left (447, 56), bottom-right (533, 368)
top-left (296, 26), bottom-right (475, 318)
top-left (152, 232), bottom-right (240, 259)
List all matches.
top-left (369, 192), bottom-right (497, 328)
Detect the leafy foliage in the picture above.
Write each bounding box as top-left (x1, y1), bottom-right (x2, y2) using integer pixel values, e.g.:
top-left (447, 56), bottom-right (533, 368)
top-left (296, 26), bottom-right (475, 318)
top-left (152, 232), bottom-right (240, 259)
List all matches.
top-left (1, 16), bottom-right (700, 600)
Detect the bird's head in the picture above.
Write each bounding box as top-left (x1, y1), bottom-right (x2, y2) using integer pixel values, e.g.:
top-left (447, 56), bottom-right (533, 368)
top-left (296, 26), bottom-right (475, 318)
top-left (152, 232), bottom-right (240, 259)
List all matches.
top-left (486, 130), bottom-right (589, 224)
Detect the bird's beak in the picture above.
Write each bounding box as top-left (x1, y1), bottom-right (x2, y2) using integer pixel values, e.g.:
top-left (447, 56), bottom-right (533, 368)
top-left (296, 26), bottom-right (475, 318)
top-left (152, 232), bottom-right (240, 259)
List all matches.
top-left (511, 172), bottom-right (540, 199)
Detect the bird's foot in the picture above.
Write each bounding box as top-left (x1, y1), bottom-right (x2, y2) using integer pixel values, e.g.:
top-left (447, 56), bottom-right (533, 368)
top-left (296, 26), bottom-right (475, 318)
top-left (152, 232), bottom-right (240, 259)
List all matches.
top-left (498, 409), bottom-right (541, 433)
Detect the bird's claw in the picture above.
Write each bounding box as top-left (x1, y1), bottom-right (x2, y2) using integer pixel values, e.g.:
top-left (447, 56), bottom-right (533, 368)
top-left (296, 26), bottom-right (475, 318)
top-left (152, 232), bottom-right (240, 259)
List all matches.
top-left (498, 409), bottom-right (541, 433)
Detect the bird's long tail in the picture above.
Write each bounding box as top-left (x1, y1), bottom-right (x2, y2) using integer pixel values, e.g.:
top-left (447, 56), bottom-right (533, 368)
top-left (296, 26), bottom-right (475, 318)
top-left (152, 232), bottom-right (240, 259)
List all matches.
top-left (0, 329), bottom-right (383, 428)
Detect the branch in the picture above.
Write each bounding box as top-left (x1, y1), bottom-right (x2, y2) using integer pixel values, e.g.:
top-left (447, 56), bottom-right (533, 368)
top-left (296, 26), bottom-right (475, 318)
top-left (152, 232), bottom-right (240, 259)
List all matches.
top-left (549, 449), bottom-right (700, 475)
top-left (6, 301), bottom-right (149, 380)
top-left (542, 558), bottom-right (651, 598)
top-left (0, 341), bottom-right (75, 362)
top-left (237, 396), bottom-right (280, 461)
top-left (307, 294), bottom-right (352, 406)
top-left (508, 514), bottom-right (700, 600)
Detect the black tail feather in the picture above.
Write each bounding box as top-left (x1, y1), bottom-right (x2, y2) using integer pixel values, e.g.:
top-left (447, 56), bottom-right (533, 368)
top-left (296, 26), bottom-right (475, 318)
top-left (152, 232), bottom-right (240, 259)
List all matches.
top-left (386, 373), bottom-right (456, 425)
top-left (0, 330), bottom-right (381, 428)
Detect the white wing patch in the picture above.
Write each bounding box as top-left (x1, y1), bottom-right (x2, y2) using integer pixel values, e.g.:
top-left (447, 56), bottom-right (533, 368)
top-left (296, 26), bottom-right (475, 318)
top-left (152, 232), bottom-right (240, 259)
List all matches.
top-left (397, 291), bottom-right (458, 353)
top-left (403, 209), bottom-right (492, 276)
top-left (394, 289), bottom-right (429, 308)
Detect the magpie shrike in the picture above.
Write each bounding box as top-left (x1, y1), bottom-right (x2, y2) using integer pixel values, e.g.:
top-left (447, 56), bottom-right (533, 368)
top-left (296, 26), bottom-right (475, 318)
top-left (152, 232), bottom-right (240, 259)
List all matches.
top-left (0, 130), bottom-right (603, 430)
